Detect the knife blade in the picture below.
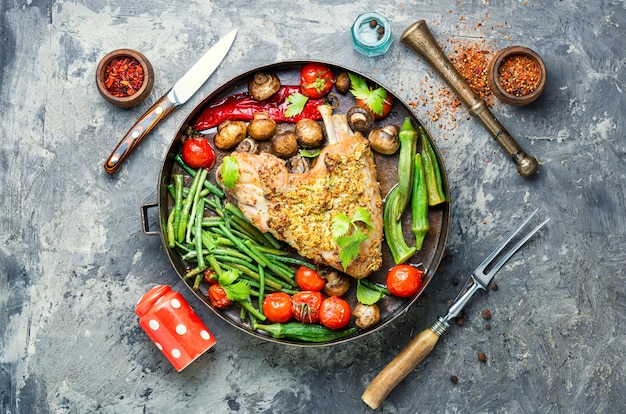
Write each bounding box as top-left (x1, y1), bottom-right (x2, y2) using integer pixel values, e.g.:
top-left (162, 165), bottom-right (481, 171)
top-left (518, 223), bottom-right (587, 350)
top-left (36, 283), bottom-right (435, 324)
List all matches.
top-left (104, 29), bottom-right (237, 175)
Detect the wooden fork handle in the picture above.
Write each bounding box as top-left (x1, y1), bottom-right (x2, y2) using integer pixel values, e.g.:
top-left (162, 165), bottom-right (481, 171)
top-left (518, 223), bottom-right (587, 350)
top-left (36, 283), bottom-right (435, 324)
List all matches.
top-left (361, 324), bottom-right (443, 410)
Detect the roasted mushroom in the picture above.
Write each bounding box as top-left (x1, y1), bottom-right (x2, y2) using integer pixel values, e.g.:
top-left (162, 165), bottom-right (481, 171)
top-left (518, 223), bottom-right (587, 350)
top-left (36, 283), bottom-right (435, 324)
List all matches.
top-left (235, 137), bottom-right (258, 153)
top-left (335, 72), bottom-right (351, 95)
top-left (247, 112), bottom-right (276, 141)
top-left (322, 270), bottom-right (351, 297)
top-left (353, 303), bottom-right (381, 329)
top-left (272, 130), bottom-right (298, 158)
top-left (368, 124), bottom-right (400, 155)
top-left (294, 119), bottom-right (324, 148)
top-left (214, 120), bottom-right (247, 150)
top-left (347, 105), bottom-right (375, 133)
top-left (248, 72), bottom-right (281, 101)
top-left (285, 155), bottom-right (310, 174)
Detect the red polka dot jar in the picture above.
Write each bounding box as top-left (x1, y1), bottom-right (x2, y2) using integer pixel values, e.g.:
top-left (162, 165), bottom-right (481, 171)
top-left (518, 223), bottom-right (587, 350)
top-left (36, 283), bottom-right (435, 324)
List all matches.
top-left (135, 285), bottom-right (216, 371)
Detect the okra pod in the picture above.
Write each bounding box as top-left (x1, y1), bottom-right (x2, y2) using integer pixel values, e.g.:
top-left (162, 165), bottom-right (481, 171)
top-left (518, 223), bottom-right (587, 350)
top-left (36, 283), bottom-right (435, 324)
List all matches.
top-left (419, 127), bottom-right (447, 206)
top-left (392, 117), bottom-right (419, 221)
top-left (254, 322), bottom-right (359, 343)
top-left (411, 153), bottom-right (430, 250)
top-left (383, 185), bottom-right (417, 264)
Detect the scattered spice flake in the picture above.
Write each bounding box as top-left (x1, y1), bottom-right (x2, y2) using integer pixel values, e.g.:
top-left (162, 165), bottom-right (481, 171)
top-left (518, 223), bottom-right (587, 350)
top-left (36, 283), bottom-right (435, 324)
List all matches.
top-left (498, 54), bottom-right (541, 96)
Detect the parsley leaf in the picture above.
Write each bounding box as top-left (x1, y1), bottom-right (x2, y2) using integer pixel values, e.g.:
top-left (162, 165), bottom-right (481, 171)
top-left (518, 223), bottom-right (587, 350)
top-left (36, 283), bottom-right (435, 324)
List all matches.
top-left (348, 73), bottom-right (388, 117)
top-left (284, 92), bottom-right (309, 118)
top-left (218, 269), bottom-right (250, 302)
top-left (356, 279), bottom-right (384, 305)
top-left (332, 207), bottom-right (373, 270)
top-left (220, 156), bottom-right (239, 188)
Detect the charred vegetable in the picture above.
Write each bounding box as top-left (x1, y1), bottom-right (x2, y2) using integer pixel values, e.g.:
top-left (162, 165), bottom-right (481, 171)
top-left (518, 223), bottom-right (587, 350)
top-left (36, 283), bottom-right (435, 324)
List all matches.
top-left (347, 105), bottom-right (375, 133)
top-left (247, 112), bottom-right (276, 141)
top-left (248, 72), bottom-right (281, 101)
top-left (214, 120), bottom-right (247, 150)
top-left (294, 118), bottom-right (324, 148)
top-left (368, 124), bottom-right (400, 155)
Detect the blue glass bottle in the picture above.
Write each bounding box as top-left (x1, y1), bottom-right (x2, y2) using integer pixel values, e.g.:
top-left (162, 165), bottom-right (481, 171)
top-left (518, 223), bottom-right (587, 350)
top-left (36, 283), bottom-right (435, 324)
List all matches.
top-left (351, 12), bottom-right (393, 57)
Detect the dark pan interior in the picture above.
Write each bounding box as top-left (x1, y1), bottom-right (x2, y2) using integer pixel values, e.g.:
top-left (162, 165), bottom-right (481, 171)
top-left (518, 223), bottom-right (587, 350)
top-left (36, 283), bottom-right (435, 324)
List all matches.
top-left (156, 60), bottom-right (450, 346)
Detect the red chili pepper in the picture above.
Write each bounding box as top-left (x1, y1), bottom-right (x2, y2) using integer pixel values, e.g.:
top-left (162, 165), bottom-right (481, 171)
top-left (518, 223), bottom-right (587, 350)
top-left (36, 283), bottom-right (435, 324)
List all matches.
top-left (194, 86), bottom-right (324, 131)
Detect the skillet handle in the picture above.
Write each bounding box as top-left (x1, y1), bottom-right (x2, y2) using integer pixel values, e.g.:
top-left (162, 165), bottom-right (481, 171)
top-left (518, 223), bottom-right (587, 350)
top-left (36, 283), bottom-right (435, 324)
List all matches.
top-left (361, 319), bottom-right (448, 409)
top-left (104, 94), bottom-right (178, 175)
top-left (140, 203), bottom-right (160, 235)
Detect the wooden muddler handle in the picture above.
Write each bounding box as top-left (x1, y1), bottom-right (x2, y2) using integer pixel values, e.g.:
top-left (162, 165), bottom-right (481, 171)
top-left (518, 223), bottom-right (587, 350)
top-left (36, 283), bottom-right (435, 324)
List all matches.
top-left (400, 20), bottom-right (539, 177)
top-left (361, 319), bottom-right (448, 409)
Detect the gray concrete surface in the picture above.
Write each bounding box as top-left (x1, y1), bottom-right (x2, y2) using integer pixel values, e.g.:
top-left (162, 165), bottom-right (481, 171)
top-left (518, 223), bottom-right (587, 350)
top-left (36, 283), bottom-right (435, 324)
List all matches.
top-left (1, 0), bottom-right (625, 413)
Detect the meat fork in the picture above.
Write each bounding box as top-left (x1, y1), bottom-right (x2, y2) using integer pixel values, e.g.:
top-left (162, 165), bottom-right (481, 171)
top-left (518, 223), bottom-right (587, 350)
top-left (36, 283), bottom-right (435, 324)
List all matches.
top-left (362, 208), bottom-right (549, 409)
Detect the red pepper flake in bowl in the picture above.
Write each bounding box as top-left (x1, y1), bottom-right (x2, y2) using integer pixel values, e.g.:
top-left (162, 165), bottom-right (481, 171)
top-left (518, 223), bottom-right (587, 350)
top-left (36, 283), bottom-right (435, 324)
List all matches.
top-left (498, 54), bottom-right (540, 97)
top-left (96, 48), bottom-right (154, 108)
top-left (104, 56), bottom-right (145, 97)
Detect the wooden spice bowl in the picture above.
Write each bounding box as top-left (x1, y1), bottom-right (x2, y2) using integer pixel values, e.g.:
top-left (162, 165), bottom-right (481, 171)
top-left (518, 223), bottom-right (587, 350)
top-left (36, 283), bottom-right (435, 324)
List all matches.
top-left (96, 49), bottom-right (154, 108)
top-left (487, 46), bottom-right (546, 106)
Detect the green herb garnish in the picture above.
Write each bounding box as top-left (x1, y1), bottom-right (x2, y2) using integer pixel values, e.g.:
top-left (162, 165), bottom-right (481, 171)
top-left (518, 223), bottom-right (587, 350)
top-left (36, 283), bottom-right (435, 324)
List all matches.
top-left (218, 269), bottom-right (250, 301)
top-left (331, 207), bottom-right (373, 270)
top-left (348, 73), bottom-right (388, 117)
top-left (220, 156), bottom-right (239, 188)
top-left (284, 92), bottom-right (309, 118)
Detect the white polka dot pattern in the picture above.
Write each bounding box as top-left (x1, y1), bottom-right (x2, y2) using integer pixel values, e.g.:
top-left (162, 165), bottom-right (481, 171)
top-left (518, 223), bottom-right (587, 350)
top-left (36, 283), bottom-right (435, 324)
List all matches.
top-left (149, 319), bottom-right (159, 330)
top-left (200, 330), bottom-right (211, 340)
top-left (171, 349), bottom-right (181, 358)
top-left (176, 324), bottom-right (187, 335)
top-left (170, 298), bottom-right (181, 309)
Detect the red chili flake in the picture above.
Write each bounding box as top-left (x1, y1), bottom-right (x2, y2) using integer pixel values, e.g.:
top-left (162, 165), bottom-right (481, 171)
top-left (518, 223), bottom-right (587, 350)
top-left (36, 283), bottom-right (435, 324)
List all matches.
top-left (104, 56), bottom-right (145, 97)
top-left (498, 54), bottom-right (540, 96)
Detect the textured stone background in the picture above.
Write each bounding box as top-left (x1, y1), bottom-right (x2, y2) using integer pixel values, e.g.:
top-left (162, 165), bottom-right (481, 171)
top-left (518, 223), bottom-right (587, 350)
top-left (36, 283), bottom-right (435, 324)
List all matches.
top-left (1, 0), bottom-right (624, 413)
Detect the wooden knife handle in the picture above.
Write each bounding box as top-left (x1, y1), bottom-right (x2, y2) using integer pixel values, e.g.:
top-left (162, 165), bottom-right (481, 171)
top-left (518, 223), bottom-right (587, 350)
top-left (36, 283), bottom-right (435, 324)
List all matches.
top-left (362, 320), bottom-right (447, 410)
top-left (104, 94), bottom-right (177, 175)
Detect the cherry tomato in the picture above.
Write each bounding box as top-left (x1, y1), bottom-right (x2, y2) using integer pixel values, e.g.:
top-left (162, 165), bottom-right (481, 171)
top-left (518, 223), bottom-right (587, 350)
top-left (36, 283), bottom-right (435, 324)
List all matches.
top-left (356, 94), bottom-right (393, 119)
top-left (300, 63), bottom-right (335, 98)
top-left (182, 137), bottom-right (216, 169)
top-left (208, 284), bottom-right (233, 309)
top-left (295, 266), bottom-right (325, 292)
top-left (292, 291), bottom-right (323, 323)
top-left (203, 268), bottom-right (218, 285)
top-left (319, 296), bottom-right (352, 330)
top-left (386, 264), bottom-right (423, 298)
top-left (262, 292), bottom-right (293, 323)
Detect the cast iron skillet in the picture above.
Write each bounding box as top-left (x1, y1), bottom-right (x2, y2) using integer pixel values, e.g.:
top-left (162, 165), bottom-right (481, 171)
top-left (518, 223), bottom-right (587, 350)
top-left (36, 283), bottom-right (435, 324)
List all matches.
top-left (143, 60), bottom-right (450, 346)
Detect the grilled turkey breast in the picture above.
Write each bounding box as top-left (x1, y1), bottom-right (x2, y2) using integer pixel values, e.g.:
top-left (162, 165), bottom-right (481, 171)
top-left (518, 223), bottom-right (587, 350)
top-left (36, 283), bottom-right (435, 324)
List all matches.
top-left (216, 105), bottom-right (383, 279)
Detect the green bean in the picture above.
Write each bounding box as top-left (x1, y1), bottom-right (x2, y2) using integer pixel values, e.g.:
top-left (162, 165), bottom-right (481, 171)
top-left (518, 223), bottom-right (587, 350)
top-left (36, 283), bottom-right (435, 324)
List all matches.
top-left (175, 154), bottom-right (224, 198)
top-left (258, 265), bottom-right (265, 315)
top-left (177, 167), bottom-right (204, 242)
top-left (195, 198), bottom-right (206, 272)
top-left (166, 209), bottom-right (176, 248)
top-left (186, 169), bottom-right (208, 244)
top-left (172, 174), bottom-right (184, 238)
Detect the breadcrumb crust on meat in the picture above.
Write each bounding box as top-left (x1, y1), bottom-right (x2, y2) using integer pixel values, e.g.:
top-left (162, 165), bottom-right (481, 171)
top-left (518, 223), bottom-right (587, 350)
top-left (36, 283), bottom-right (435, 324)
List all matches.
top-left (259, 140), bottom-right (383, 272)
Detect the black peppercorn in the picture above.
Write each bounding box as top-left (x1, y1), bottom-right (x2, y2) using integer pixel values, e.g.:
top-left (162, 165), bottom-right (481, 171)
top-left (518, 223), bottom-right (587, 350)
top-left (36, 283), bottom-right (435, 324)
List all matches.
top-left (481, 309), bottom-right (492, 320)
top-left (369, 19), bottom-right (378, 28)
top-left (489, 282), bottom-right (498, 291)
top-left (450, 375), bottom-right (458, 384)
top-left (478, 352), bottom-right (486, 362)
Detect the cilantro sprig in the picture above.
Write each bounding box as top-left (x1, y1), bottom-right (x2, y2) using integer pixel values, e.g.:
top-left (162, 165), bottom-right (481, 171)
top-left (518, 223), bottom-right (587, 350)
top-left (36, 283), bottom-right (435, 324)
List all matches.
top-left (218, 269), bottom-right (250, 301)
top-left (331, 207), bottom-right (373, 270)
top-left (284, 92), bottom-right (309, 118)
top-left (348, 73), bottom-right (388, 117)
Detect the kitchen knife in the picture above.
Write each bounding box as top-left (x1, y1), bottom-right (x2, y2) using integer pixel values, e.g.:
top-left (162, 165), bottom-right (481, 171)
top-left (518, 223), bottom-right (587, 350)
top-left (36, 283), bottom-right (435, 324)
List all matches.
top-left (104, 29), bottom-right (237, 175)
